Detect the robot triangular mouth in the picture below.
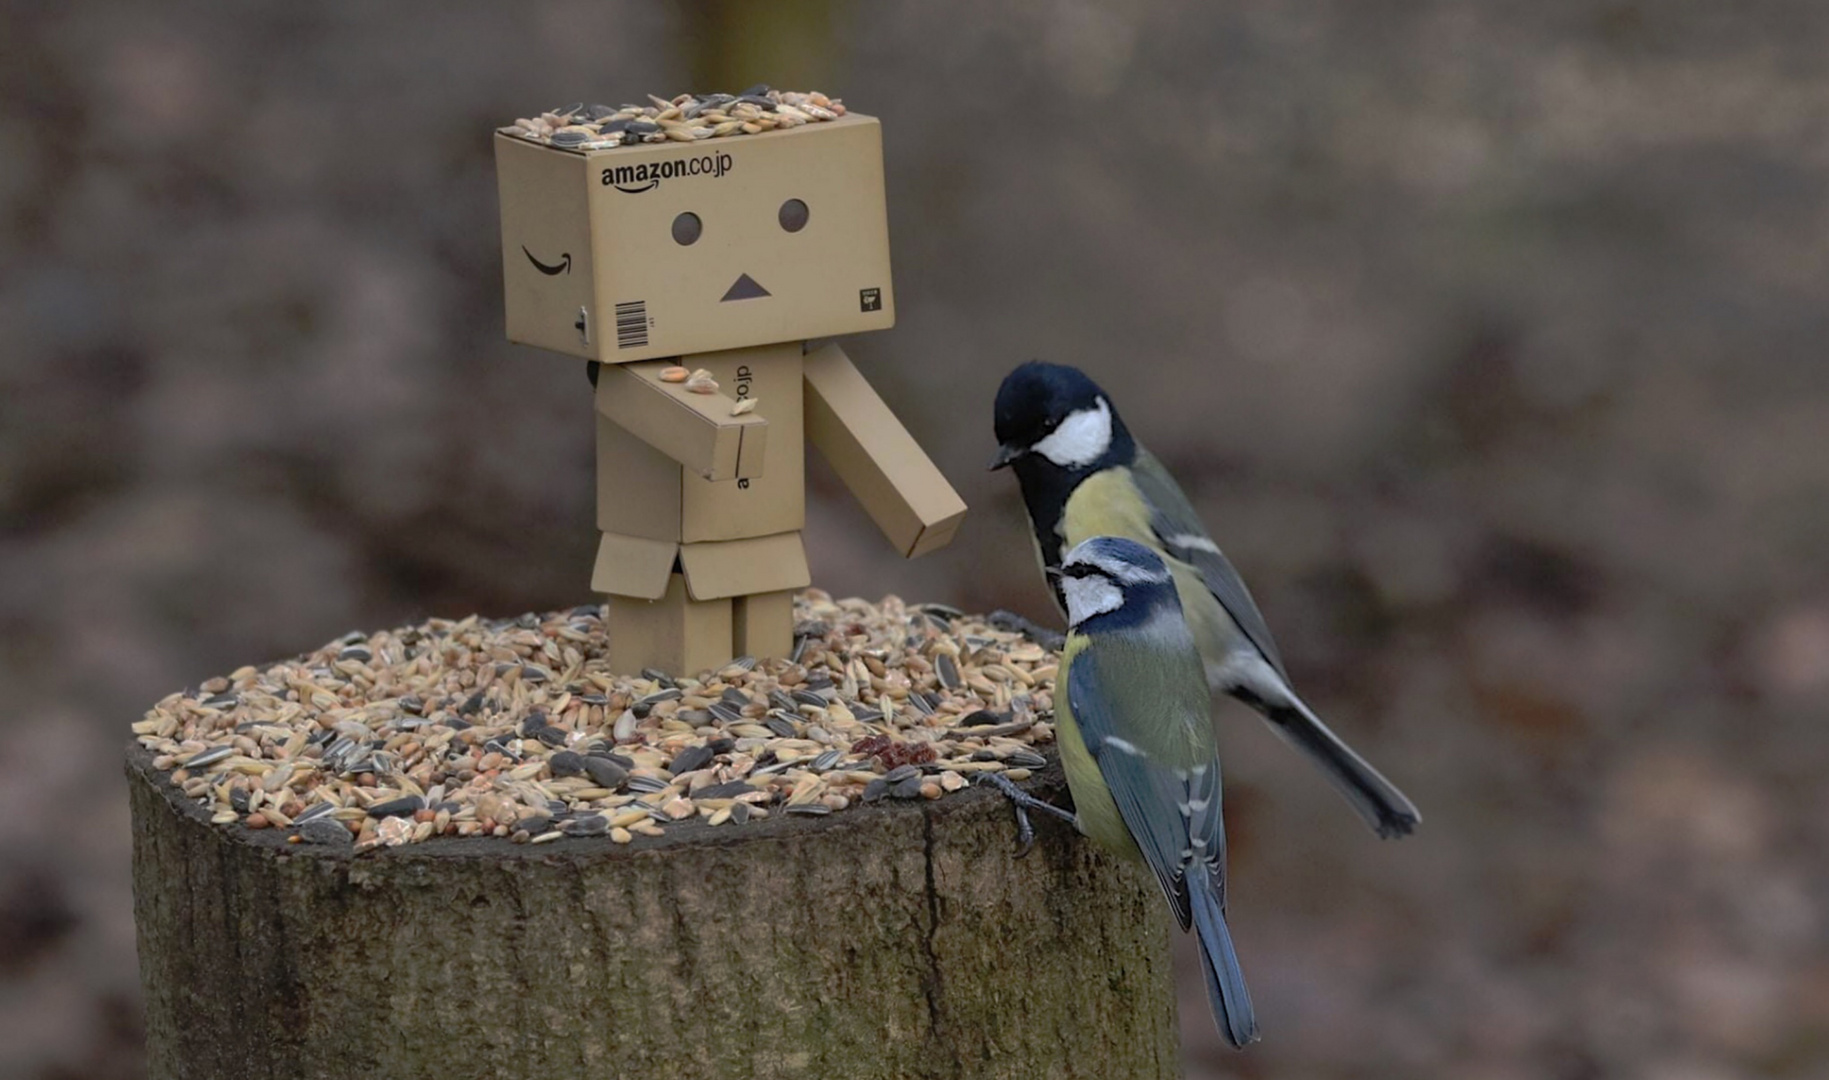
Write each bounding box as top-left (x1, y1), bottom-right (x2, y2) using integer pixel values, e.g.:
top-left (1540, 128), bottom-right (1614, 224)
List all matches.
top-left (720, 274), bottom-right (771, 301)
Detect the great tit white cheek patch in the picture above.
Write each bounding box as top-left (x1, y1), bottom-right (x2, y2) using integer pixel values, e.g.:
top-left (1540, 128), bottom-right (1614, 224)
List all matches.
top-left (1033, 398), bottom-right (1113, 468)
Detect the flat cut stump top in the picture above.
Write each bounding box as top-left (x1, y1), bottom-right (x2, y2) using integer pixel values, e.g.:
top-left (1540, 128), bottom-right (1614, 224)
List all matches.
top-left (126, 595), bottom-right (1180, 1080)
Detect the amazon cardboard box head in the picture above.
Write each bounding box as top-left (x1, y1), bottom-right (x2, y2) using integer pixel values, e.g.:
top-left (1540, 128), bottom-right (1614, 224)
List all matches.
top-left (496, 114), bottom-right (895, 363)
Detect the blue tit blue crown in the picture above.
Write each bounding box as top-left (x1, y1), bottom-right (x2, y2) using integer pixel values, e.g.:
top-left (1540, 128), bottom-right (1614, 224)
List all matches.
top-left (992, 361), bottom-right (1134, 472)
top-left (1058, 536), bottom-right (1185, 632)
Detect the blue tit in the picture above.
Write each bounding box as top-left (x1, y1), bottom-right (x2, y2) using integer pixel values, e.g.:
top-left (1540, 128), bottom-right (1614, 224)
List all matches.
top-left (992, 535), bottom-right (1259, 1048)
top-left (991, 361), bottom-right (1420, 839)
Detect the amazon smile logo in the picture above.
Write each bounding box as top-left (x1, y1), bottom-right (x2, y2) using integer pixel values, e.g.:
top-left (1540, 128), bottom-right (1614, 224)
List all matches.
top-left (600, 152), bottom-right (734, 194)
top-left (523, 247), bottom-right (571, 276)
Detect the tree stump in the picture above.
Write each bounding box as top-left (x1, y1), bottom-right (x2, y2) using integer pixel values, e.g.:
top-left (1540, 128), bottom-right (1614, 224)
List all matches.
top-left (127, 742), bottom-right (1180, 1080)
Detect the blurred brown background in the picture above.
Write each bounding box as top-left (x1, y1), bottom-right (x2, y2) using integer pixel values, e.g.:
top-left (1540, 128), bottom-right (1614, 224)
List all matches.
top-left (4, 2), bottom-right (1828, 1078)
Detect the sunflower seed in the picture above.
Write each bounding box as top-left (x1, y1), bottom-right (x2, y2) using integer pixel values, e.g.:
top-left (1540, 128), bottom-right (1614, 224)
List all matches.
top-left (635, 687), bottom-right (681, 712)
top-left (181, 746), bottom-right (234, 769)
top-left (293, 802), bottom-right (336, 824)
top-left (367, 796), bottom-right (424, 819)
top-left (562, 814), bottom-right (609, 836)
top-left (670, 745), bottom-right (715, 774)
top-left (582, 756), bottom-right (627, 790)
top-left (695, 781), bottom-right (758, 799)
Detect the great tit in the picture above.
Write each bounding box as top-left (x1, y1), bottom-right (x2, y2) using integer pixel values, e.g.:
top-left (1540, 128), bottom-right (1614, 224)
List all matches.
top-left (991, 361), bottom-right (1420, 839)
top-left (991, 535), bottom-right (1259, 1048)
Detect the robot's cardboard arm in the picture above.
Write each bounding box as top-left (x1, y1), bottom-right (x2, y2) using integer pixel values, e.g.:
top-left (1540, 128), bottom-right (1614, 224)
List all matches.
top-left (804, 342), bottom-right (967, 558)
top-left (594, 360), bottom-right (767, 483)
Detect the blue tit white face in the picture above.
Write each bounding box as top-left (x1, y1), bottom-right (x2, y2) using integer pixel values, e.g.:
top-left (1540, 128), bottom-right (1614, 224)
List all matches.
top-left (1059, 536), bottom-right (1177, 629)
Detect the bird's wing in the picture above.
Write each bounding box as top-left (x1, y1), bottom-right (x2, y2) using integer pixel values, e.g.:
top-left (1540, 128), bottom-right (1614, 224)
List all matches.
top-left (1129, 448), bottom-right (1287, 678)
top-left (1066, 647), bottom-right (1230, 930)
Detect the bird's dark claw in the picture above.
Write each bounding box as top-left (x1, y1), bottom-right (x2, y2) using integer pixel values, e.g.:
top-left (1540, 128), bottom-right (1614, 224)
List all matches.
top-left (1013, 806), bottom-right (1037, 859)
top-left (980, 771), bottom-right (1075, 857)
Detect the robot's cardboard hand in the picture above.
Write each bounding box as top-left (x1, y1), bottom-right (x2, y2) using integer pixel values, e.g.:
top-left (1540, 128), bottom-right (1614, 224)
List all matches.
top-left (805, 342), bottom-right (966, 558)
top-left (594, 360), bottom-right (766, 483)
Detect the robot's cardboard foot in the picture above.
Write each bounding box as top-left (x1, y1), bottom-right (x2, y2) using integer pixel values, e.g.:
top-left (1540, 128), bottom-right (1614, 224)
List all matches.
top-left (733, 590), bottom-right (794, 660)
top-left (607, 574), bottom-right (731, 677)
top-left (606, 575), bottom-right (795, 677)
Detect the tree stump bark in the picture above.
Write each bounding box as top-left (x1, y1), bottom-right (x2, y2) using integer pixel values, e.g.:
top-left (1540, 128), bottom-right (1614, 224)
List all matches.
top-left (127, 742), bottom-right (1180, 1080)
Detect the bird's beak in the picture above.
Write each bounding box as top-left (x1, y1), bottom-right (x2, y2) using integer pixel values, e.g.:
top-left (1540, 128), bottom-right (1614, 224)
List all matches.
top-left (988, 444), bottom-right (1024, 471)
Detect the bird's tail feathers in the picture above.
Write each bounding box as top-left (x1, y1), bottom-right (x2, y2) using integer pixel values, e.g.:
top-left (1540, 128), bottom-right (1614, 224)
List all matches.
top-left (1191, 868), bottom-right (1259, 1049)
top-left (1261, 693), bottom-right (1421, 839)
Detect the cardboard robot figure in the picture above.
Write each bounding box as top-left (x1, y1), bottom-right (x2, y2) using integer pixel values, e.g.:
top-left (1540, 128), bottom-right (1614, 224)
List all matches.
top-left (496, 111), bottom-right (966, 675)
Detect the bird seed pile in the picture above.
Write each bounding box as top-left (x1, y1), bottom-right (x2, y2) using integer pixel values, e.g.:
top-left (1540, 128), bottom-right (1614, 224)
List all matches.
top-left (503, 87), bottom-right (846, 151)
top-left (133, 592), bottom-right (1057, 854)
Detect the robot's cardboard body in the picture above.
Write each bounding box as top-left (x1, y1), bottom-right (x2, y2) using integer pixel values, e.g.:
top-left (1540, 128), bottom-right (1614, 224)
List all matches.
top-left (496, 111), bottom-right (965, 674)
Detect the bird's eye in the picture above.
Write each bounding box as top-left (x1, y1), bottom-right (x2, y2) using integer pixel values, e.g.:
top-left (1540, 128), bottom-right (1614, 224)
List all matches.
top-left (672, 212), bottom-right (702, 245)
top-left (778, 198), bottom-right (809, 232)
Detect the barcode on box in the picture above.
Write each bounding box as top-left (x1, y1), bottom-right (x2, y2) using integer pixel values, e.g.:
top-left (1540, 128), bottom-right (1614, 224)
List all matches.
top-left (615, 301), bottom-right (649, 349)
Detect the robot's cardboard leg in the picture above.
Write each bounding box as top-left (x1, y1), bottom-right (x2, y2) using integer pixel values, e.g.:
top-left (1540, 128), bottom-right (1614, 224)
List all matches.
top-left (732, 590), bottom-right (795, 661)
top-left (606, 573), bottom-right (732, 677)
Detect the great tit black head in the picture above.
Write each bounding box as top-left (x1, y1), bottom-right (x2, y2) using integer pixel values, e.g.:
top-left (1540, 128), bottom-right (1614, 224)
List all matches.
top-left (991, 361), bottom-right (1131, 472)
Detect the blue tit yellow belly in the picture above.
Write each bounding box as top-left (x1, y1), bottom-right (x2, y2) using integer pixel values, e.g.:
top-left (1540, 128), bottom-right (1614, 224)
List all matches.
top-left (1053, 636), bottom-right (1133, 854)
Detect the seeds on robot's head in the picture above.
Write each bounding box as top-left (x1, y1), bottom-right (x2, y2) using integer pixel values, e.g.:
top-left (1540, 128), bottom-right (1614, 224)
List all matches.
top-left (671, 212), bottom-right (702, 245)
top-left (778, 198), bottom-right (809, 233)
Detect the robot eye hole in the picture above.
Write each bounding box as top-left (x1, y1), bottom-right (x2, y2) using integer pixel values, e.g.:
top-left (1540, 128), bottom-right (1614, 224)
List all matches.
top-left (671, 212), bottom-right (702, 246)
top-left (778, 198), bottom-right (809, 233)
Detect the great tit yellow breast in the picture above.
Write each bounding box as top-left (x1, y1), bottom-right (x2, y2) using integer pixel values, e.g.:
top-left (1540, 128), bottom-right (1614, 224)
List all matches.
top-left (1061, 469), bottom-right (1234, 677)
top-left (1059, 468), bottom-right (1156, 549)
